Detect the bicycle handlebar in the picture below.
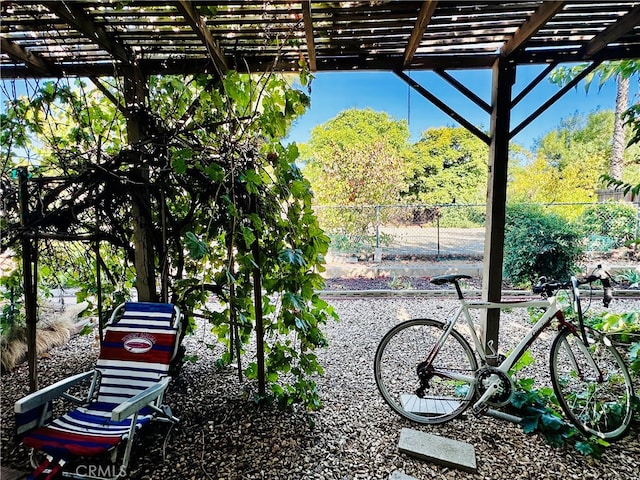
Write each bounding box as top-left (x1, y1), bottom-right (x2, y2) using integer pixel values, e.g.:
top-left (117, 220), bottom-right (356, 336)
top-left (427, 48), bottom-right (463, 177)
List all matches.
top-left (578, 266), bottom-right (613, 307)
top-left (533, 265), bottom-right (613, 307)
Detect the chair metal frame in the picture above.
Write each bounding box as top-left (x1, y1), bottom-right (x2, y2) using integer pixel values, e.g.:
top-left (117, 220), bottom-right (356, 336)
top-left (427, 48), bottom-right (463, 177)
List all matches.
top-left (14, 302), bottom-right (182, 480)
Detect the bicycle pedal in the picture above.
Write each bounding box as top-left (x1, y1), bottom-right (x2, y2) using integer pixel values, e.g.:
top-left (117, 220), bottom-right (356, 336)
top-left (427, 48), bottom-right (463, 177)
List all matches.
top-left (472, 403), bottom-right (489, 417)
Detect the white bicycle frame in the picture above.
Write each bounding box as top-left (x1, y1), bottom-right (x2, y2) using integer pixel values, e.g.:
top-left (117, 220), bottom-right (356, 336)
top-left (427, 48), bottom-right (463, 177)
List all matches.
top-left (430, 293), bottom-right (579, 410)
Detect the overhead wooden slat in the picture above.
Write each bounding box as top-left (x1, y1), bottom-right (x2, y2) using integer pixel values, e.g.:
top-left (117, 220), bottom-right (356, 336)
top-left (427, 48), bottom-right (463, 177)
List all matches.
top-left (402, 1), bottom-right (438, 68)
top-left (301, 0), bottom-right (317, 71)
top-left (175, 0), bottom-right (228, 73)
top-left (581, 3), bottom-right (640, 58)
top-left (501, 1), bottom-right (566, 57)
top-left (42, 1), bottom-right (132, 64)
top-left (2, 1), bottom-right (640, 78)
top-left (0, 37), bottom-right (60, 76)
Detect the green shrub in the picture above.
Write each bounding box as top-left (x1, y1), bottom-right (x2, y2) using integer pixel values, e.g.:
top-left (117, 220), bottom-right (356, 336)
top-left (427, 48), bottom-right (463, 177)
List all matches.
top-left (438, 204), bottom-right (485, 228)
top-left (579, 203), bottom-right (637, 249)
top-left (1, 269), bottom-right (25, 336)
top-left (504, 203), bottom-right (584, 286)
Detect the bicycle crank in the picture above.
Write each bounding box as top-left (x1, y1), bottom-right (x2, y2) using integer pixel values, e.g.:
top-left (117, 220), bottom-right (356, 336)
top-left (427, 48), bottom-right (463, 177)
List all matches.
top-left (473, 367), bottom-right (514, 414)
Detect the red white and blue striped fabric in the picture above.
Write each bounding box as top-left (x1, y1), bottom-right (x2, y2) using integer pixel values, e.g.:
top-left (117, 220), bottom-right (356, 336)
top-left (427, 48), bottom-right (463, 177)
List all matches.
top-left (20, 303), bottom-right (177, 458)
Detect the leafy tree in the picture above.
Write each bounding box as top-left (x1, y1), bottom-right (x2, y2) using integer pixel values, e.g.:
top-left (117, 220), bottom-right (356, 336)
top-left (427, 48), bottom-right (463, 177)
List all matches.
top-left (404, 126), bottom-right (488, 205)
top-left (509, 111), bottom-right (639, 208)
top-left (550, 60), bottom-right (640, 197)
top-left (301, 108), bottom-right (411, 206)
top-left (300, 108), bottom-right (412, 247)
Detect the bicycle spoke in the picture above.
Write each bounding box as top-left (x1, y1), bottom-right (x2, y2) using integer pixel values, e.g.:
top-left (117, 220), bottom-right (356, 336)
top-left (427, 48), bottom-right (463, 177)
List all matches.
top-left (374, 318), bottom-right (477, 424)
top-left (550, 328), bottom-right (634, 441)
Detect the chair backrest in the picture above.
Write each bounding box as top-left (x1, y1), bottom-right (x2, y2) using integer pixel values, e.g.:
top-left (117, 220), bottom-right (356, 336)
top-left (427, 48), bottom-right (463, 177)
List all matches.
top-left (96, 302), bottom-right (180, 404)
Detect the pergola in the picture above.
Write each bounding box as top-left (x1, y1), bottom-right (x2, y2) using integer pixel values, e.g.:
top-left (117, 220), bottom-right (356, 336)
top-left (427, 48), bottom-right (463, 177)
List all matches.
top-left (2, 1), bottom-right (640, 374)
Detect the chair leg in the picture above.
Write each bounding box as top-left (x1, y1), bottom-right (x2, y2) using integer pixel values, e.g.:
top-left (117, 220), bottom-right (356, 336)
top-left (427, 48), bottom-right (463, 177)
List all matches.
top-left (119, 412), bottom-right (139, 475)
top-left (27, 454), bottom-right (53, 480)
top-left (43, 458), bottom-right (66, 480)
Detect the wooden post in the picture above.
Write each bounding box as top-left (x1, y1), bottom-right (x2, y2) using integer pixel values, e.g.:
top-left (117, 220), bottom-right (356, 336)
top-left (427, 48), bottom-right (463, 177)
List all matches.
top-left (17, 167), bottom-right (38, 392)
top-left (123, 69), bottom-right (157, 302)
top-left (94, 239), bottom-right (104, 345)
top-left (481, 58), bottom-right (515, 364)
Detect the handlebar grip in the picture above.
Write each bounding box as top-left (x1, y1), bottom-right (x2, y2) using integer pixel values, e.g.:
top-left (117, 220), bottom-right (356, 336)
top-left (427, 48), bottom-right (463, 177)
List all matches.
top-left (532, 276), bottom-right (547, 294)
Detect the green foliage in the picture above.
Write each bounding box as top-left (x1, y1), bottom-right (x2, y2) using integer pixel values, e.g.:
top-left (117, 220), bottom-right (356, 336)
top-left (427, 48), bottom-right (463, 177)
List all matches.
top-left (404, 126), bottom-right (488, 204)
top-left (615, 269), bottom-right (640, 287)
top-left (510, 377), bottom-right (573, 447)
top-left (509, 110), bottom-right (629, 206)
top-left (503, 204), bottom-right (584, 286)
top-left (550, 60), bottom-right (639, 93)
top-left (579, 203), bottom-right (637, 250)
top-left (0, 267), bottom-right (24, 336)
top-left (437, 204), bottom-right (485, 228)
top-left (624, 102), bottom-right (640, 148)
top-left (536, 111), bottom-right (613, 171)
top-left (589, 311), bottom-right (640, 378)
top-left (550, 60), bottom-right (640, 202)
top-left (301, 108), bottom-right (411, 207)
top-left (574, 436), bottom-right (611, 459)
top-left (509, 347), bottom-right (612, 457)
top-left (2, 66), bottom-right (337, 410)
top-left (602, 173), bottom-right (640, 201)
top-left (301, 109), bottom-right (411, 239)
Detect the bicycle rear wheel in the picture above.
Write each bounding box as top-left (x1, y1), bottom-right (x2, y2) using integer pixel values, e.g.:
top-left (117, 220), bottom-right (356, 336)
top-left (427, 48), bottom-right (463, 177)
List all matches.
top-left (374, 318), bottom-right (477, 424)
top-left (550, 327), bottom-right (634, 441)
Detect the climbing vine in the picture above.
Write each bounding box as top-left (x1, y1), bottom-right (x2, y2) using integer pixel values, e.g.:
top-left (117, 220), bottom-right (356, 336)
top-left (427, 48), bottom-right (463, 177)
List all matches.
top-left (1, 63), bottom-right (336, 409)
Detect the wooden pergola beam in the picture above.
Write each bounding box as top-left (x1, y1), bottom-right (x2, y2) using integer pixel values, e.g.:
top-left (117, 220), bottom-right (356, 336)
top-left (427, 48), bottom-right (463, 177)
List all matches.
top-left (395, 69), bottom-right (491, 145)
top-left (501, 1), bottom-right (566, 57)
top-left (510, 60), bottom-right (602, 139)
top-left (89, 76), bottom-right (126, 116)
top-left (435, 68), bottom-right (491, 113)
top-left (0, 36), bottom-right (60, 77)
top-left (402, 1), bottom-right (438, 69)
top-left (581, 3), bottom-right (640, 59)
top-left (481, 58), bottom-right (515, 363)
top-left (302, 0), bottom-right (317, 71)
top-left (43, 1), bottom-right (131, 64)
top-left (176, 0), bottom-right (229, 74)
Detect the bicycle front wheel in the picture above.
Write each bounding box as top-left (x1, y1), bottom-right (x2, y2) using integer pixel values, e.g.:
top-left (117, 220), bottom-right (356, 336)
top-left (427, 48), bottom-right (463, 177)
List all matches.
top-left (374, 318), bottom-right (477, 424)
top-left (550, 327), bottom-right (634, 441)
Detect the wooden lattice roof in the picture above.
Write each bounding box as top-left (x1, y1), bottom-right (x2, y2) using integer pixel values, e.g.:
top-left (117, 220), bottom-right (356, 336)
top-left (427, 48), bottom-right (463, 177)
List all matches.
top-left (1, 1), bottom-right (639, 79)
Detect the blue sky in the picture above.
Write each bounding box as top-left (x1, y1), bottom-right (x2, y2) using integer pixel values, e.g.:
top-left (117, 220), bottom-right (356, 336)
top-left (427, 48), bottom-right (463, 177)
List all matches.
top-left (286, 65), bottom-right (637, 151)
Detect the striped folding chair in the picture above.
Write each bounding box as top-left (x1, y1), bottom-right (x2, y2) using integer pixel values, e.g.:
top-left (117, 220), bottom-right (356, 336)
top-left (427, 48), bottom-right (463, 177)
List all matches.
top-left (15, 302), bottom-right (182, 480)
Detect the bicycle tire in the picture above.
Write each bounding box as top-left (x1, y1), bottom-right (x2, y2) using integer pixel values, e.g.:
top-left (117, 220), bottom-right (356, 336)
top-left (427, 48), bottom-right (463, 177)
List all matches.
top-left (374, 318), bottom-right (478, 424)
top-left (550, 327), bottom-right (634, 441)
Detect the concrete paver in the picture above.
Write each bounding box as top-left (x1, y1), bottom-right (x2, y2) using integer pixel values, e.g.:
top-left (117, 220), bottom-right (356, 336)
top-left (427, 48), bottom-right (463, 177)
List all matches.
top-left (398, 428), bottom-right (477, 473)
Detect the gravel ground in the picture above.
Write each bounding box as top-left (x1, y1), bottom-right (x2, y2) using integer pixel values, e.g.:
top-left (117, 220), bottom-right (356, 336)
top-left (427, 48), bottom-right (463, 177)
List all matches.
top-left (2, 295), bottom-right (639, 480)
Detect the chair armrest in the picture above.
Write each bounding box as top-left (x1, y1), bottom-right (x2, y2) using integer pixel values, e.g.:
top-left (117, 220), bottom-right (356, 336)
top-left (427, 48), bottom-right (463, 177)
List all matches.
top-left (111, 377), bottom-right (170, 422)
top-left (15, 371), bottom-right (94, 414)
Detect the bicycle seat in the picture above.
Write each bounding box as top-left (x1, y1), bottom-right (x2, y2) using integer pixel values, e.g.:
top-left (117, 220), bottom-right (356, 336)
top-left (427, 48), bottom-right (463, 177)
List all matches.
top-left (431, 274), bottom-right (473, 285)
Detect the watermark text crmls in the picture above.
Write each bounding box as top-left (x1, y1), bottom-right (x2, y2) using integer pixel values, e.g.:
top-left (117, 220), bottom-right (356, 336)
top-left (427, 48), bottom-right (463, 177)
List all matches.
top-left (73, 464), bottom-right (127, 478)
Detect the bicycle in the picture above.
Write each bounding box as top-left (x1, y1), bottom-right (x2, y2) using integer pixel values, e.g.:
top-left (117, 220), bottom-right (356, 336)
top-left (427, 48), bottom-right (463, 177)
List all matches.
top-left (373, 266), bottom-right (635, 441)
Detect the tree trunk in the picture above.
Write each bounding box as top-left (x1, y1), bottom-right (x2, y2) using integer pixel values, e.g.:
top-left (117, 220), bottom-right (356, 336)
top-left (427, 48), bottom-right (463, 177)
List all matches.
top-left (611, 74), bottom-right (629, 181)
top-left (124, 70), bottom-right (157, 302)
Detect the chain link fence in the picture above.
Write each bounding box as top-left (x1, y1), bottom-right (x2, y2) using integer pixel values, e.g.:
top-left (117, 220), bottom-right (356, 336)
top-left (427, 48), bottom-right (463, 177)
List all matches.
top-left (313, 202), bottom-right (640, 260)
